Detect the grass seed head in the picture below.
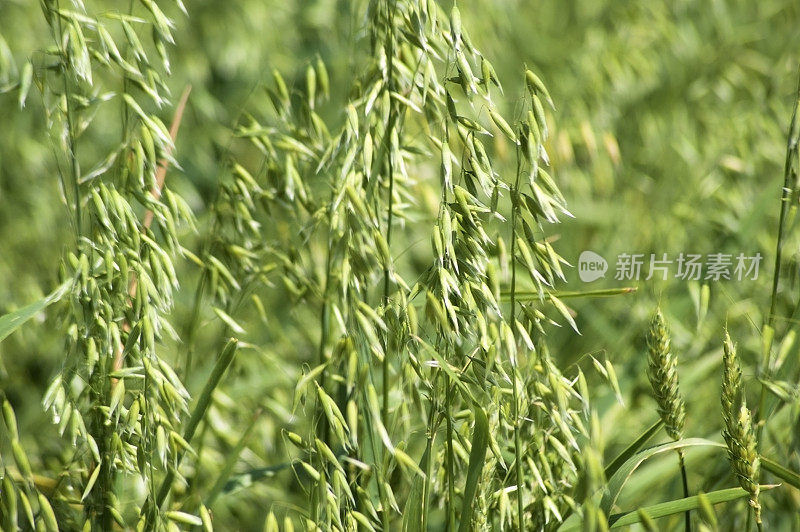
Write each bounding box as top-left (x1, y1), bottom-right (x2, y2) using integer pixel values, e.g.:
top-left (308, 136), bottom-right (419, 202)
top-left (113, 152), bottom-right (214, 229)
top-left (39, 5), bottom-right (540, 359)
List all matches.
top-left (645, 307), bottom-right (686, 441)
top-left (721, 331), bottom-right (761, 524)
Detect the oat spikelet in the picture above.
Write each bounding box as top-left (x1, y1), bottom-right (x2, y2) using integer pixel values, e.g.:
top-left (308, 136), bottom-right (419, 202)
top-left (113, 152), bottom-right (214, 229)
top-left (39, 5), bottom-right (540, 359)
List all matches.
top-left (721, 331), bottom-right (761, 524)
top-left (646, 308), bottom-right (686, 440)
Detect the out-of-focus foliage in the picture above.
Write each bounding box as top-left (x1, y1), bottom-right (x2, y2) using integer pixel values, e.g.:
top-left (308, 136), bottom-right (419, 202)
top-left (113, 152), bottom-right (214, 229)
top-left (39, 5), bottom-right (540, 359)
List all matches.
top-left (1, 0), bottom-right (800, 530)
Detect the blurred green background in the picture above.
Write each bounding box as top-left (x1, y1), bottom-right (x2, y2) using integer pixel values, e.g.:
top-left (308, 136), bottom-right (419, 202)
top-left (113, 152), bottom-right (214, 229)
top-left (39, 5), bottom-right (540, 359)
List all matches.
top-left (2, 0), bottom-right (800, 529)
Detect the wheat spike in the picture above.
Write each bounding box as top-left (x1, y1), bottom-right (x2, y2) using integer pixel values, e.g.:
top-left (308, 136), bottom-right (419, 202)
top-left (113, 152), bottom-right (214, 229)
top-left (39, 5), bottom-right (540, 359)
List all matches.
top-left (646, 308), bottom-right (686, 441)
top-left (721, 332), bottom-right (761, 524)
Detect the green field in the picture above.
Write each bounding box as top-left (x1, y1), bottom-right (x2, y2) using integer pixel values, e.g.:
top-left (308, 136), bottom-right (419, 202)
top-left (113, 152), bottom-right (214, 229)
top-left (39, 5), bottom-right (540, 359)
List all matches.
top-left (1, 1), bottom-right (800, 530)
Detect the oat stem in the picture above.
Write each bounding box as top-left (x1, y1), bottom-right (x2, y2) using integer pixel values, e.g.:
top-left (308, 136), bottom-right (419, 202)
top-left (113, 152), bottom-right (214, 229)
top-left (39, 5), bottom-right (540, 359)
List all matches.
top-left (421, 374), bottom-right (440, 531)
top-left (316, 186), bottom-right (336, 448)
top-left (510, 139), bottom-right (525, 532)
top-left (445, 376), bottom-right (456, 531)
top-left (54, 0), bottom-right (82, 240)
top-left (678, 449), bottom-right (690, 532)
top-left (381, 0), bottom-right (398, 427)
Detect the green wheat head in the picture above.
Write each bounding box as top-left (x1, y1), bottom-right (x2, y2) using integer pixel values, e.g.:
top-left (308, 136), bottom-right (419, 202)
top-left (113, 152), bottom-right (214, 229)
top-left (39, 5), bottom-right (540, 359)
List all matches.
top-left (646, 308), bottom-right (686, 441)
top-left (721, 332), bottom-right (761, 524)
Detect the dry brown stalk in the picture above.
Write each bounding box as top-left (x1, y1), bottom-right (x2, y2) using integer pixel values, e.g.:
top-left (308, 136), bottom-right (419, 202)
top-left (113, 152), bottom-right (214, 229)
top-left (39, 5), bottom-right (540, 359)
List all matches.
top-left (113, 85), bottom-right (192, 378)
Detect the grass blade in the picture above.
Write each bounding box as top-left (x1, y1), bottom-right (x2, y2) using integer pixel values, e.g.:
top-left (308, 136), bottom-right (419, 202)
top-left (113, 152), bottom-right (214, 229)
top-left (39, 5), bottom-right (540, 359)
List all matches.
top-left (601, 438), bottom-right (724, 516)
top-left (761, 455), bottom-right (800, 490)
top-left (457, 406), bottom-right (489, 532)
top-left (402, 446), bottom-right (430, 532)
top-left (608, 485), bottom-right (778, 528)
top-left (153, 338), bottom-right (239, 510)
top-left (560, 419), bottom-right (665, 528)
top-left (0, 281), bottom-right (70, 344)
top-left (605, 419), bottom-right (664, 479)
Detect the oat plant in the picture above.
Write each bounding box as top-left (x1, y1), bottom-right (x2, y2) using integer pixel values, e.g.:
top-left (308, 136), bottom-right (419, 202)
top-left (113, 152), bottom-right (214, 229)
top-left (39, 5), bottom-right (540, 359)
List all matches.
top-left (8, 1), bottom-right (228, 530)
top-left (6, 2), bottom-right (800, 531)
top-left (210, 0), bottom-right (588, 529)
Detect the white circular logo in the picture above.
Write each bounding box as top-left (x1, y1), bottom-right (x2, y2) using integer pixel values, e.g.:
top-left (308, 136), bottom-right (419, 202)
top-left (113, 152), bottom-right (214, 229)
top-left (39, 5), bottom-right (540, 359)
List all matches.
top-left (578, 250), bottom-right (607, 282)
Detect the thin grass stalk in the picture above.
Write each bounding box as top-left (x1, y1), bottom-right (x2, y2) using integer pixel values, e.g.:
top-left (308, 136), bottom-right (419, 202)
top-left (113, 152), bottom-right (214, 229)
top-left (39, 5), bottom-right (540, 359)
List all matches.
top-left (143, 356), bottom-right (158, 528)
top-left (316, 182), bottom-right (342, 451)
top-left (375, 6), bottom-right (408, 527)
top-left (445, 376), bottom-right (456, 531)
top-left (181, 135), bottom-right (237, 379)
top-left (765, 71), bottom-right (800, 330)
top-left (54, 0), bottom-right (82, 240)
top-left (361, 382), bottom-right (391, 531)
top-left (430, 112), bottom-right (453, 529)
top-left (421, 374), bottom-right (440, 532)
top-left (509, 142), bottom-right (525, 531)
top-left (347, 294), bottom-right (392, 528)
top-left (678, 449), bottom-right (690, 532)
top-left (183, 269), bottom-right (208, 376)
top-left (758, 70), bottom-right (800, 438)
top-left (310, 194), bottom-right (334, 524)
top-left (121, 0), bottom-right (135, 138)
top-left (142, 85), bottom-right (192, 229)
top-left (180, 84), bottom-right (257, 380)
top-left (92, 376), bottom-right (114, 530)
top-left (381, 0), bottom-right (398, 425)
top-left (317, 242), bottom-right (333, 445)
